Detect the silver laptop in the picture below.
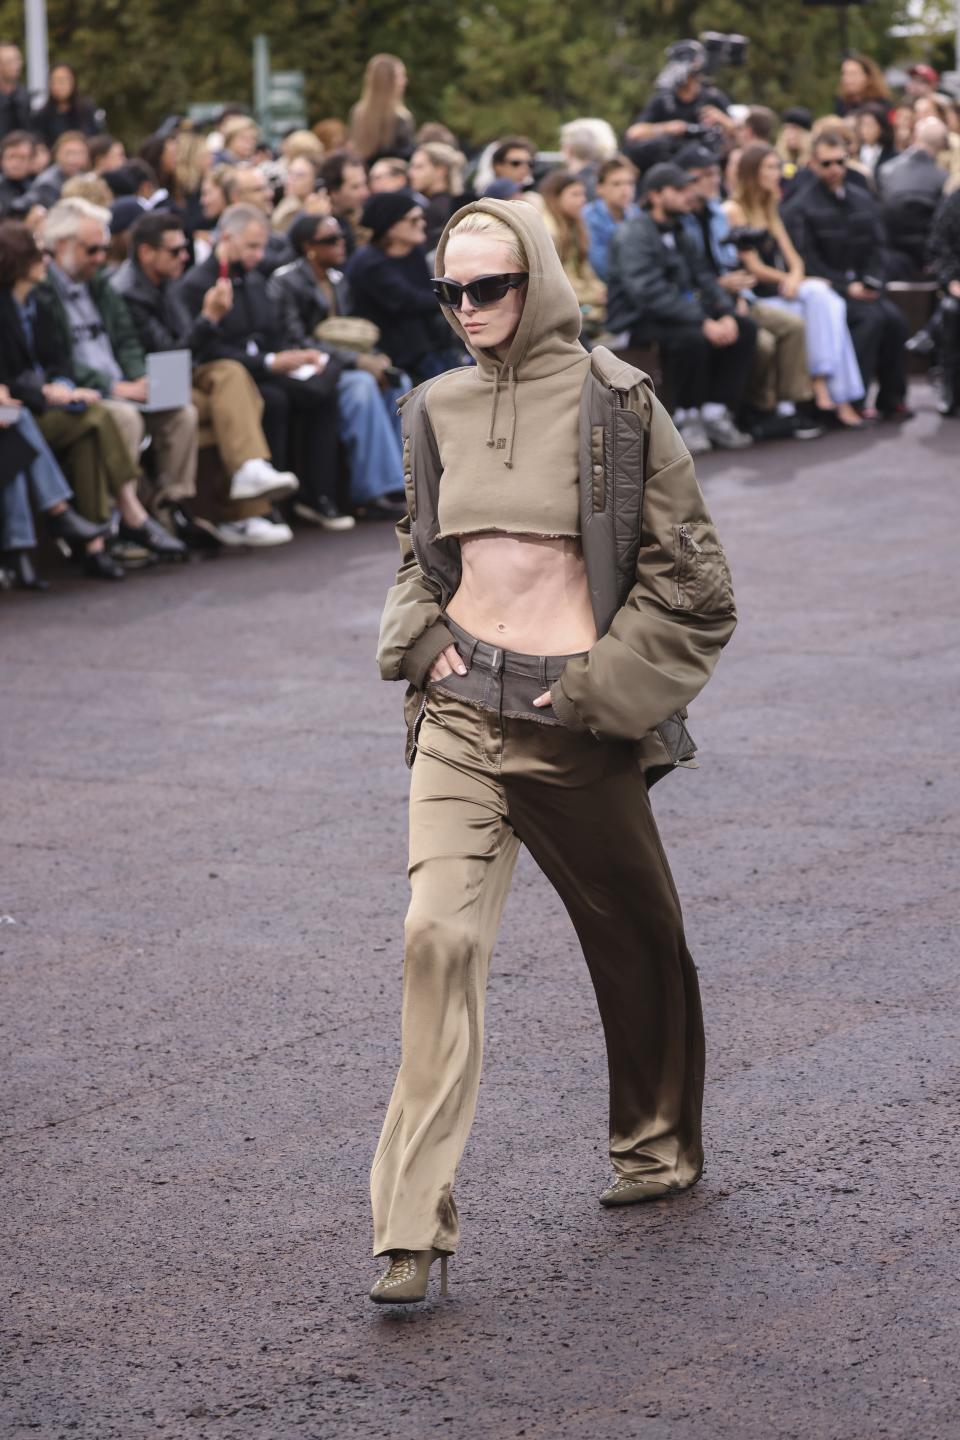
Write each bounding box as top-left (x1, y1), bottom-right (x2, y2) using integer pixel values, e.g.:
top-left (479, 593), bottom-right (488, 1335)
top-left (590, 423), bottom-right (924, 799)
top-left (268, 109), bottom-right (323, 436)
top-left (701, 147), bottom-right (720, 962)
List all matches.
top-left (139, 350), bottom-right (192, 413)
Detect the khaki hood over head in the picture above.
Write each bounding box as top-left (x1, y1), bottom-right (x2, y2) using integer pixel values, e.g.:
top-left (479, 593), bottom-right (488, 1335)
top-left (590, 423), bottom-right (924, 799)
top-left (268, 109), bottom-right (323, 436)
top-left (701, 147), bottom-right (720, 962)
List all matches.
top-left (431, 198), bottom-right (590, 477)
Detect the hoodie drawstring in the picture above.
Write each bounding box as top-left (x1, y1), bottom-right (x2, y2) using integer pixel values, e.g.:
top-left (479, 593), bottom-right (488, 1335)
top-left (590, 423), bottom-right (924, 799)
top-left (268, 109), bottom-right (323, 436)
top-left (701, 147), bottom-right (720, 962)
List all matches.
top-left (486, 363), bottom-right (518, 469)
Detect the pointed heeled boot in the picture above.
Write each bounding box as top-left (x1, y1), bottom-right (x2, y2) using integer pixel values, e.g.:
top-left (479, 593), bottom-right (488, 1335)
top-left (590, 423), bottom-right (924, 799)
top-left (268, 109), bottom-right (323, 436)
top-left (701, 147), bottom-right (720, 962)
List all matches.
top-left (599, 1169), bottom-right (702, 1207)
top-left (369, 1249), bottom-right (449, 1305)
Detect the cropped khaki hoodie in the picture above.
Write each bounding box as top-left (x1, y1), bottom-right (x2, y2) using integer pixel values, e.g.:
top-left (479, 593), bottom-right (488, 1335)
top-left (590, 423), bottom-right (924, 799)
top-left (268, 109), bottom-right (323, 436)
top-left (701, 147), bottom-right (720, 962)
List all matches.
top-left (378, 198), bottom-right (737, 781)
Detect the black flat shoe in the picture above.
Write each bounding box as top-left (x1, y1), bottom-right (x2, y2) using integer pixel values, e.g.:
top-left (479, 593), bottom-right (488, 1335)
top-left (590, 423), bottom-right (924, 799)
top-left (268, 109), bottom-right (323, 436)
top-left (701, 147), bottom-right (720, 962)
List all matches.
top-left (46, 506), bottom-right (108, 546)
top-left (160, 503), bottom-right (226, 552)
top-left (83, 549), bottom-right (126, 581)
top-left (118, 516), bottom-right (187, 558)
top-left (5, 550), bottom-right (50, 591)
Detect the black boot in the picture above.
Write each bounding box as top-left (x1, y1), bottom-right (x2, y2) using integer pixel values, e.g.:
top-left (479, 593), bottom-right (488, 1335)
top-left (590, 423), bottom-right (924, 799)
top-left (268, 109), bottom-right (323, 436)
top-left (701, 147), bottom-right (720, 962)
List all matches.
top-left (83, 548), bottom-right (126, 581)
top-left (118, 515), bottom-right (187, 558)
top-left (5, 550), bottom-right (50, 591)
top-left (46, 505), bottom-right (108, 546)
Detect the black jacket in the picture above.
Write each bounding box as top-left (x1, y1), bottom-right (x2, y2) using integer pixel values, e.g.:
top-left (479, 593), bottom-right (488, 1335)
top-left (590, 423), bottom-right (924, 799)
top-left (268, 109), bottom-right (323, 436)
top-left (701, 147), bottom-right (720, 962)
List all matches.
top-left (110, 257), bottom-right (213, 358)
top-left (0, 288), bottom-right (71, 411)
top-left (0, 173), bottom-right (31, 217)
top-left (33, 97), bottom-right (102, 146)
top-left (606, 209), bottom-right (733, 337)
top-left (0, 85), bottom-right (32, 139)
top-left (265, 258), bottom-right (356, 355)
top-left (168, 251), bottom-right (284, 378)
top-left (782, 178), bottom-right (890, 292)
top-left (344, 244), bottom-right (450, 370)
top-left (929, 190), bottom-right (960, 289)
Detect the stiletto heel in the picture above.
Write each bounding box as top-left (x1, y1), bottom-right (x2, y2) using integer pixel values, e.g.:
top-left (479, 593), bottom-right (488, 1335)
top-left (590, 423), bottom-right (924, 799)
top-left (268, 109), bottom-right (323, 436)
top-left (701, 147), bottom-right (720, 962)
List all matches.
top-left (370, 1248), bottom-right (450, 1304)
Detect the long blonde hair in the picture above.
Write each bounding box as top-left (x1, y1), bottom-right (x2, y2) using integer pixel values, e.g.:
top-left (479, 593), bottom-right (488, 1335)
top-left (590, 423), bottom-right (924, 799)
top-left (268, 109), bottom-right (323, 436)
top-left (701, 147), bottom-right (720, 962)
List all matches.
top-left (350, 53), bottom-right (411, 161)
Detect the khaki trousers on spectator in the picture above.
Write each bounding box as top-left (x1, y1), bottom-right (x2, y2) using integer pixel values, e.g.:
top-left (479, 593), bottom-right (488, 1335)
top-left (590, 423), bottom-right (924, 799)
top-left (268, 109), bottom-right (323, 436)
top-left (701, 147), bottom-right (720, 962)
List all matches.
top-left (100, 398), bottom-right (199, 506)
top-left (37, 404), bottom-right (136, 524)
top-left (370, 689), bottom-right (705, 1257)
top-left (192, 360), bottom-right (270, 476)
top-left (749, 301), bottom-right (813, 411)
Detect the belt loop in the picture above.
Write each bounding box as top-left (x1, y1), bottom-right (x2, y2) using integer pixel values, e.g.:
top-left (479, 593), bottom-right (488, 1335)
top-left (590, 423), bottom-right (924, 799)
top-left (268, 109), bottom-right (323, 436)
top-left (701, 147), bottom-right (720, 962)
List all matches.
top-left (539, 655), bottom-right (547, 688)
top-left (492, 647), bottom-right (504, 674)
top-left (466, 635), bottom-right (479, 668)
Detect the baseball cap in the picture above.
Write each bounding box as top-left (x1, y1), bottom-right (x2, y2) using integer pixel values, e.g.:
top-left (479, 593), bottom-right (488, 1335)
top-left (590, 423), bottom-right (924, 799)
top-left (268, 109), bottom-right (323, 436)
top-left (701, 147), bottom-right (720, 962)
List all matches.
top-left (641, 162), bottom-right (694, 195)
top-left (908, 63), bottom-right (939, 87)
top-left (674, 143), bottom-right (720, 173)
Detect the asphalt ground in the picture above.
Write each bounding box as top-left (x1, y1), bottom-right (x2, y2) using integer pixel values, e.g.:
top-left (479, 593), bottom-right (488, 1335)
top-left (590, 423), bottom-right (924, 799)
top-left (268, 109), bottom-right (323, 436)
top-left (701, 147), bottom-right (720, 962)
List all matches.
top-left (2, 385), bottom-right (959, 1440)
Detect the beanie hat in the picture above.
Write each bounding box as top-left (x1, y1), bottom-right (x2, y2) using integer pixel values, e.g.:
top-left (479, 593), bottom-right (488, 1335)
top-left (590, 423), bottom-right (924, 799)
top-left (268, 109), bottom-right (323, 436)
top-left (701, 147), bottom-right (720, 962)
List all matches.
top-left (110, 196), bottom-right (145, 235)
top-left (361, 188), bottom-right (420, 241)
top-left (483, 177), bottom-right (522, 199)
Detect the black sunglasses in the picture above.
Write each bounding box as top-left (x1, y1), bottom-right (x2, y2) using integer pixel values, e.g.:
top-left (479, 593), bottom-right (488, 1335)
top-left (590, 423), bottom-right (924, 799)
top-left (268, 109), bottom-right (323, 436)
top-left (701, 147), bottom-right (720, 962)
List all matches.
top-left (83, 243), bottom-right (108, 256)
top-left (432, 272), bottom-right (528, 310)
top-left (818, 158), bottom-right (846, 169)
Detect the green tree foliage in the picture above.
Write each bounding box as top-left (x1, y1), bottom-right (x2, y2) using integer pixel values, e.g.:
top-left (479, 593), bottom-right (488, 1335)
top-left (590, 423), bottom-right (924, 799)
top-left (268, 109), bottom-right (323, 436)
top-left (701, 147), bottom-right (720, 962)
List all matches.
top-left (0, 0), bottom-right (921, 150)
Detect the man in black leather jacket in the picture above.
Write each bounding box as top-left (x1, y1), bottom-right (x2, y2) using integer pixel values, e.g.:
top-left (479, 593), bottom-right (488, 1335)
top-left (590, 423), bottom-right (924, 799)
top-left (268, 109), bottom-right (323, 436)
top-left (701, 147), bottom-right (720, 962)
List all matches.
top-left (783, 130), bottom-right (910, 419)
top-left (607, 162), bottom-right (755, 454)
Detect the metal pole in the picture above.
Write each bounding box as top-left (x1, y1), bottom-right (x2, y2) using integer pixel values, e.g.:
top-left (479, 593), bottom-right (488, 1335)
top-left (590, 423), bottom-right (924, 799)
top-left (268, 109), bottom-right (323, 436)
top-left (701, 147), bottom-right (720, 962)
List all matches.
top-left (24, 0), bottom-right (49, 104)
top-left (253, 33), bottom-right (270, 132)
top-left (956, 0), bottom-right (960, 75)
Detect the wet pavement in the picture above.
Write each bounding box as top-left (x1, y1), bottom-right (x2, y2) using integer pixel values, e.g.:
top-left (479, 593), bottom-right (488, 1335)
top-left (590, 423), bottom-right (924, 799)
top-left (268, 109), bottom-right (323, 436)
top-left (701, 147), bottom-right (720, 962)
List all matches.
top-left (2, 386), bottom-right (958, 1439)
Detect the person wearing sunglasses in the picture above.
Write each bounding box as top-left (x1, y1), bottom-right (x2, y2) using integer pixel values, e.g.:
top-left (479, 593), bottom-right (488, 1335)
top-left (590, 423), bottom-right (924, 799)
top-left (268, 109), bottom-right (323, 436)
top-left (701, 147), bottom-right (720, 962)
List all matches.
top-left (368, 196), bottom-right (737, 1303)
top-left (35, 196), bottom-right (200, 559)
top-left (345, 189), bottom-right (466, 383)
top-left (782, 131), bottom-right (911, 420)
top-left (112, 209), bottom-right (298, 547)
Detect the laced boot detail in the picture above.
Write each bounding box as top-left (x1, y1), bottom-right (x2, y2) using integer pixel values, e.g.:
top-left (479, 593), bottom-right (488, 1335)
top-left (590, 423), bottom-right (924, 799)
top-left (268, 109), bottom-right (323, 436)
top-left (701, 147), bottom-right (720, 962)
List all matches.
top-left (369, 1248), bottom-right (450, 1304)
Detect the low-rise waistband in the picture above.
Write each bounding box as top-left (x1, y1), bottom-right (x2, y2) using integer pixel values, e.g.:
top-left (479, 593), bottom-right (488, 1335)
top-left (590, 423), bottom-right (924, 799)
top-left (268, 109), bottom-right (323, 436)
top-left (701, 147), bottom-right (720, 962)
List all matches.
top-left (444, 615), bottom-right (586, 688)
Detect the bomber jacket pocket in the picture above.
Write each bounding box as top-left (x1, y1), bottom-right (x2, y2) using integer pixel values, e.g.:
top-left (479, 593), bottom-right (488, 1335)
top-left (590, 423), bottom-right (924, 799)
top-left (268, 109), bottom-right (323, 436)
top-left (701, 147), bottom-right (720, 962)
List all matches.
top-left (672, 521), bottom-right (734, 615)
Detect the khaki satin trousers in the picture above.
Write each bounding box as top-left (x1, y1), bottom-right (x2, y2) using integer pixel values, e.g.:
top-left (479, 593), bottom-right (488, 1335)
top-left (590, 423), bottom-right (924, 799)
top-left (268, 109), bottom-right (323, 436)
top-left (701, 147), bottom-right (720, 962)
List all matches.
top-left (370, 685), bottom-right (705, 1257)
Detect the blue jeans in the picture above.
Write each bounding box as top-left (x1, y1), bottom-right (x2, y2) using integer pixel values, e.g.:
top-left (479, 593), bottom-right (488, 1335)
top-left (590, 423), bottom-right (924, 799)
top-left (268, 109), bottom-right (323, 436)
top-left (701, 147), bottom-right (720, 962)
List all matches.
top-left (337, 369), bottom-right (405, 504)
top-left (0, 410), bottom-right (72, 550)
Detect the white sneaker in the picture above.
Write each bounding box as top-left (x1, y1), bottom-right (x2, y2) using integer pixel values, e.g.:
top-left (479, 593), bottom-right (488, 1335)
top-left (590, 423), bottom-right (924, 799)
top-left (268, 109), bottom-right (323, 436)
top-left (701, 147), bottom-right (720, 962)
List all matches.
top-left (702, 412), bottom-right (753, 450)
top-left (229, 459), bottom-right (298, 503)
top-left (677, 416), bottom-right (712, 455)
top-left (216, 516), bottom-right (294, 547)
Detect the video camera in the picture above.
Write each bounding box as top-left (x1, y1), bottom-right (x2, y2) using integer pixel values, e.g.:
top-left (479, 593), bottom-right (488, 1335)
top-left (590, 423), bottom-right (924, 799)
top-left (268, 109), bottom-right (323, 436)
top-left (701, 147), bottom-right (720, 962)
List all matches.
top-left (655, 34), bottom-right (749, 91)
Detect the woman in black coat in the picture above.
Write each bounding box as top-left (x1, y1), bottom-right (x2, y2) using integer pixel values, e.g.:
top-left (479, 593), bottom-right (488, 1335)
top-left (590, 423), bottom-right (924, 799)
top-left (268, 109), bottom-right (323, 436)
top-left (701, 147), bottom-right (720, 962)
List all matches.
top-left (34, 63), bottom-right (102, 146)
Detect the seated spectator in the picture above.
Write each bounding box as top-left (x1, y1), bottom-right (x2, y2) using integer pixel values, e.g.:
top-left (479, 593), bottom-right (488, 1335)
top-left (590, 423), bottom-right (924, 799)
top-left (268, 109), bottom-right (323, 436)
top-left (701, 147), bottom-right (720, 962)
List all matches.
top-left (408, 141), bottom-right (467, 248)
top-left (89, 134), bottom-right (126, 175)
top-left (606, 162), bottom-right (755, 453)
top-left (926, 188), bottom-right (960, 415)
top-left (0, 218), bottom-right (159, 579)
top-left (777, 107), bottom-right (812, 183)
top-left (559, 118), bottom-right (619, 198)
top-left (172, 128), bottom-right (210, 237)
top-left (24, 131), bottom-right (91, 210)
top-left (489, 136), bottom-right (535, 191)
top-left (0, 384), bottom-right (107, 588)
top-left (215, 115), bottom-right (260, 166)
top-left (877, 116), bottom-right (947, 277)
top-left (36, 197), bottom-right (197, 552)
top-left (34, 63), bottom-right (102, 146)
top-left (221, 165), bottom-right (291, 273)
top-left (313, 118), bottom-right (348, 154)
top-left (106, 195), bottom-right (144, 274)
top-left (624, 44), bottom-right (734, 166)
top-left (112, 210), bottom-right (299, 546)
top-left (280, 130), bottom-right (325, 167)
top-left (193, 164), bottom-right (231, 262)
top-left (268, 212), bottom-right (407, 522)
top-left (415, 122), bottom-right (459, 148)
top-left (320, 153), bottom-right (370, 256)
top-left (62, 172), bottom-right (113, 207)
top-left (0, 42), bottom-right (31, 138)
top-left (833, 53), bottom-right (890, 119)
top-left (346, 190), bottom-right (465, 384)
top-left (783, 130), bottom-right (910, 420)
top-left (272, 155), bottom-right (328, 233)
top-left (171, 202), bottom-right (350, 534)
top-left (724, 143), bottom-right (864, 427)
top-left (678, 142), bottom-right (820, 440)
top-left (539, 171), bottom-right (607, 336)
top-left (583, 154), bottom-right (639, 282)
top-left (892, 104), bottom-right (917, 155)
top-left (0, 131), bottom-right (34, 217)
top-left (736, 106), bottom-right (778, 149)
top-left (369, 157), bottom-right (410, 193)
top-left (854, 104), bottom-right (896, 179)
top-left (912, 95), bottom-right (960, 185)
top-left (349, 53), bottom-right (414, 162)
top-left (139, 129), bottom-right (180, 208)
top-left (102, 157), bottom-right (159, 205)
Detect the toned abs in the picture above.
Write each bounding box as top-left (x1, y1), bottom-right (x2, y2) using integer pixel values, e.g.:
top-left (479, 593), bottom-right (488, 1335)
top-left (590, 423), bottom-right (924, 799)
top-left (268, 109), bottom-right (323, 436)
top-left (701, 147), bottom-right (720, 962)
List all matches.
top-left (446, 532), bottom-right (598, 655)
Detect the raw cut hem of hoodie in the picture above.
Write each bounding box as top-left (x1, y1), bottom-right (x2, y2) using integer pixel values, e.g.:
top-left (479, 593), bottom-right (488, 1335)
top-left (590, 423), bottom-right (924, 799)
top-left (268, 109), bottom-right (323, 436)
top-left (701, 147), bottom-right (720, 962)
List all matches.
top-left (435, 526), bottom-right (582, 542)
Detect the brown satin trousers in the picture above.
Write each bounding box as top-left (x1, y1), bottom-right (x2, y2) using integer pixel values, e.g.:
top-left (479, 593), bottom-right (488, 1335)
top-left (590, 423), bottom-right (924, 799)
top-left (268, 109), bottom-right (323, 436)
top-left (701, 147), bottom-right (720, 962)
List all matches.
top-left (370, 625), bottom-right (705, 1257)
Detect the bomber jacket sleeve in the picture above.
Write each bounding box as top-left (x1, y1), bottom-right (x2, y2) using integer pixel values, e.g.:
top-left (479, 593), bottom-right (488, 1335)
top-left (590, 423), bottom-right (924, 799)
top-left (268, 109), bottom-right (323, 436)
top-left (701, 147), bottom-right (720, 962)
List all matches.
top-left (550, 392), bottom-right (737, 740)
top-left (376, 511), bottom-right (455, 687)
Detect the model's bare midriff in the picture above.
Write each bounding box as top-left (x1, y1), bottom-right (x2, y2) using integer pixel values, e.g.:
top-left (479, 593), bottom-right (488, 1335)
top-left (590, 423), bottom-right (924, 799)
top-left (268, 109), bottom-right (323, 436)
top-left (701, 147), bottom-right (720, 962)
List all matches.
top-left (446, 533), bottom-right (598, 655)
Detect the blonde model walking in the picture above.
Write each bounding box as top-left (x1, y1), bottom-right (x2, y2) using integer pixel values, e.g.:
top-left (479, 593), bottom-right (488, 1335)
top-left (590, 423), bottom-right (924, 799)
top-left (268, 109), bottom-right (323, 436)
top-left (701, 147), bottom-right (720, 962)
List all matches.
top-left (369, 198), bottom-right (737, 1304)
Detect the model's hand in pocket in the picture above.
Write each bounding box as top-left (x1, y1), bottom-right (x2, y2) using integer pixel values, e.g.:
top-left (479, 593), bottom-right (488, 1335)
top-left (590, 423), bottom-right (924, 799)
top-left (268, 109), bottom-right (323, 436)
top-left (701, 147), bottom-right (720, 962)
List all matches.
top-left (428, 645), bottom-right (467, 683)
top-left (532, 690), bottom-right (552, 709)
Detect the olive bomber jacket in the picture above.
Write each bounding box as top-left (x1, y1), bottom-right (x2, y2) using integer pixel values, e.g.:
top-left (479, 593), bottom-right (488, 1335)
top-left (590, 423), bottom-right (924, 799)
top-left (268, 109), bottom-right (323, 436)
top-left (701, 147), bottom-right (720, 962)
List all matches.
top-left (377, 346), bottom-right (738, 784)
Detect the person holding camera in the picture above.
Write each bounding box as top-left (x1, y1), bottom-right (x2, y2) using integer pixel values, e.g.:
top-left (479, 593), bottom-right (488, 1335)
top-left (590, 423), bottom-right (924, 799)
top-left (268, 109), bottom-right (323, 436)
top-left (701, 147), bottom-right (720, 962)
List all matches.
top-left (726, 143), bottom-right (864, 428)
top-left (783, 130), bottom-right (910, 421)
top-left (625, 41), bottom-right (734, 169)
top-left (607, 162), bottom-right (755, 454)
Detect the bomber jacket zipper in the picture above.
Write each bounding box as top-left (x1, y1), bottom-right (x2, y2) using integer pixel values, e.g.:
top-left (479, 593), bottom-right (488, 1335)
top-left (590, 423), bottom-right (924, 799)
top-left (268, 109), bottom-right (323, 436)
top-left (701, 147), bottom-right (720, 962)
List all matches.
top-left (676, 524), bottom-right (703, 606)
